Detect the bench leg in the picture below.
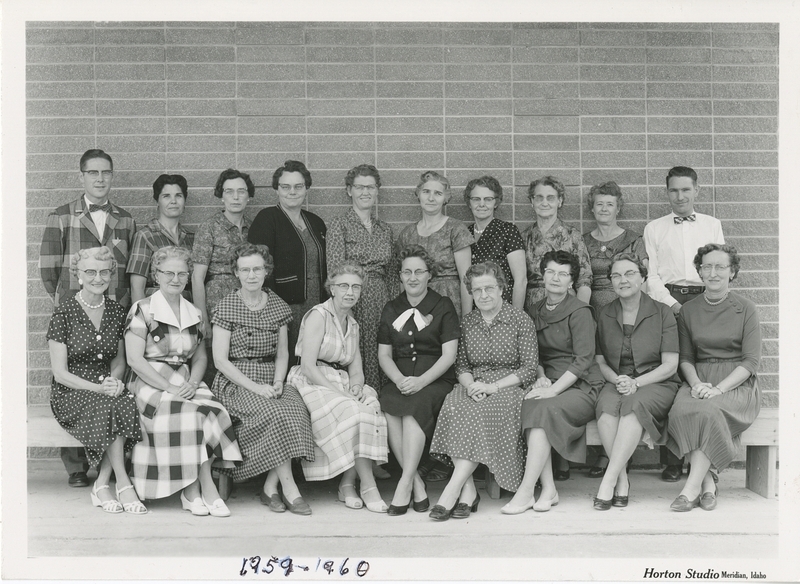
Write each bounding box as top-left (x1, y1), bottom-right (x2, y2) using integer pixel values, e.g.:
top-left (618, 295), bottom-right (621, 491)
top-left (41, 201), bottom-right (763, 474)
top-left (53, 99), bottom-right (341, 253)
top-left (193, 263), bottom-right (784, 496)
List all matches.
top-left (218, 473), bottom-right (233, 501)
top-left (745, 445), bottom-right (777, 499)
top-left (485, 468), bottom-right (501, 499)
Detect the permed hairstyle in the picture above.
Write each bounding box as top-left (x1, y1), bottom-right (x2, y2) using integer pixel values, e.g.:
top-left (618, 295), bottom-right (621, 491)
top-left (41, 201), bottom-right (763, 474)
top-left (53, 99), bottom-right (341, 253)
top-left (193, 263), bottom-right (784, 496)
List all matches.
top-left (345, 164), bottom-right (381, 189)
top-left (397, 243), bottom-right (439, 277)
top-left (69, 246), bottom-right (117, 276)
top-left (693, 243), bottom-right (741, 281)
top-left (324, 261), bottom-right (367, 291)
top-left (587, 180), bottom-right (624, 215)
top-left (464, 261), bottom-right (507, 293)
top-left (229, 243), bottom-right (274, 278)
top-left (150, 246), bottom-right (193, 280)
top-left (528, 175), bottom-right (566, 204)
top-left (539, 250), bottom-right (580, 289)
top-left (214, 168), bottom-right (255, 199)
top-left (152, 174), bottom-right (188, 202)
top-left (610, 252), bottom-right (648, 280)
top-left (414, 170), bottom-right (450, 198)
top-left (272, 160), bottom-right (312, 190)
top-left (464, 175), bottom-right (503, 206)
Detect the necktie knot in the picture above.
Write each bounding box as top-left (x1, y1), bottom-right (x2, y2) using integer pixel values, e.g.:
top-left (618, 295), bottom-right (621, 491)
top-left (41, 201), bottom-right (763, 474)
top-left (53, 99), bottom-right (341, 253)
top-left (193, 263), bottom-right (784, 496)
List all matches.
top-left (674, 214), bottom-right (696, 224)
top-left (88, 202), bottom-right (112, 213)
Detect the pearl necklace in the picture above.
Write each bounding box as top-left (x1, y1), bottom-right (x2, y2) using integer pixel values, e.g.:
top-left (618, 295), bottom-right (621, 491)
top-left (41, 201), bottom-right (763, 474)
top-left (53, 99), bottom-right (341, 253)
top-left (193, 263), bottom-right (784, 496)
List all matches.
top-left (77, 291), bottom-right (105, 309)
top-left (240, 290), bottom-right (263, 309)
top-left (703, 291), bottom-right (729, 306)
top-left (545, 296), bottom-right (565, 311)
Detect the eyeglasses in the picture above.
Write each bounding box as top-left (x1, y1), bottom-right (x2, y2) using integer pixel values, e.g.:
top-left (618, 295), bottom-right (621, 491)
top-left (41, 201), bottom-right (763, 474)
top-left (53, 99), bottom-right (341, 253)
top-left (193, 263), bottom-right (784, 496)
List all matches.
top-left (82, 170), bottom-right (113, 179)
top-left (400, 269), bottom-right (429, 278)
top-left (700, 264), bottom-right (730, 274)
top-left (222, 188), bottom-right (249, 197)
top-left (238, 267), bottom-right (266, 276)
top-left (472, 285), bottom-right (499, 296)
top-left (351, 184), bottom-right (378, 194)
top-left (80, 268), bottom-right (112, 279)
top-left (543, 269), bottom-right (571, 279)
top-left (278, 183), bottom-right (306, 193)
top-left (610, 270), bottom-right (641, 281)
top-left (469, 197), bottom-right (496, 205)
top-left (334, 283), bottom-right (362, 293)
top-left (531, 195), bottom-right (559, 203)
top-left (157, 269), bottom-right (190, 282)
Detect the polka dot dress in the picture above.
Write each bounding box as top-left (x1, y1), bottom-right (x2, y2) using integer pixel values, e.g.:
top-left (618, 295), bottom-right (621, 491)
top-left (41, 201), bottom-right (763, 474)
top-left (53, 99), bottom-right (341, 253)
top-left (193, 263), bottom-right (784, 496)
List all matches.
top-left (47, 296), bottom-right (141, 467)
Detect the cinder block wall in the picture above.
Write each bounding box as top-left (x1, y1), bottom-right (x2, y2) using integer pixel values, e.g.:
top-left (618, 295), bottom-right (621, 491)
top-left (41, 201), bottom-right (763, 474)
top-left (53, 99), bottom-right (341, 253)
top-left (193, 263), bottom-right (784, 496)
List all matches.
top-left (27, 22), bottom-right (779, 436)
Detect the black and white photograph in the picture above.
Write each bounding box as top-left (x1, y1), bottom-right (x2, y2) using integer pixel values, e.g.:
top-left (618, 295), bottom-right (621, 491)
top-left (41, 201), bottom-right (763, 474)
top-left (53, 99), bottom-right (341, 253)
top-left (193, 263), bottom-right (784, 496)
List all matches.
top-left (3, 0), bottom-right (799, 581)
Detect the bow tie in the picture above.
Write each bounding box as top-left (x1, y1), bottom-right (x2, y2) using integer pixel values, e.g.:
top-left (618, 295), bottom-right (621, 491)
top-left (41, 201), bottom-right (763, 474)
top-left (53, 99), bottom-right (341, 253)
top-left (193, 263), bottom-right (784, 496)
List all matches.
top-left (392, 307), bottom-right (429, 332)
top-left (674, 214), bottom-right (696, 224)
top-left (88, 202), bottom-right (112, 213)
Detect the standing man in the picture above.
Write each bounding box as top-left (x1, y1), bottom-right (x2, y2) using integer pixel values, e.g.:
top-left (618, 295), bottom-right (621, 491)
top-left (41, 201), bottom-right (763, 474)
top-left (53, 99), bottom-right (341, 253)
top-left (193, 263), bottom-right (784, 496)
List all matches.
top-left (39, 148), bottom-right (137, 487)
top-left (643, 165), bottom-right (724, 482)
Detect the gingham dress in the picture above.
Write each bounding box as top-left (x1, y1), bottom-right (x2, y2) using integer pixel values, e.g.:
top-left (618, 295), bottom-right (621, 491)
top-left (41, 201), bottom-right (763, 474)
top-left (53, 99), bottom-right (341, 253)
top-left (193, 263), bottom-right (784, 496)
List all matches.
top-left (286, 299), bottom-right (388, 481)
top-left (211, 290), bottom-right (315, 481)
top-left (125, 292), bottom-right (242, 500)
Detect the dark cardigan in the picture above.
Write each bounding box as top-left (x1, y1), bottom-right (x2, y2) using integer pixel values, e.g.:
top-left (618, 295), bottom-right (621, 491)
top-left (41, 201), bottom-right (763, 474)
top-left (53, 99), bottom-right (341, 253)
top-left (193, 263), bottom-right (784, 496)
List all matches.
top-left (248, 205), bottom-right (328, 305)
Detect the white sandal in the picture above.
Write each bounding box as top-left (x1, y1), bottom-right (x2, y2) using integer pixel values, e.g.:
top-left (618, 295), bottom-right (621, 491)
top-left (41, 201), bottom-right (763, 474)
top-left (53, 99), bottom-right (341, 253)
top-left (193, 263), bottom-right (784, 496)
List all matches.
top-left (90, 482), bottom-right (123, 514)
top-left (337, 482), bottom-right (363, 509)
top-left (116, 484), bottom-right (148, 515)
top-left (360, 486), bottom-right (388, 513)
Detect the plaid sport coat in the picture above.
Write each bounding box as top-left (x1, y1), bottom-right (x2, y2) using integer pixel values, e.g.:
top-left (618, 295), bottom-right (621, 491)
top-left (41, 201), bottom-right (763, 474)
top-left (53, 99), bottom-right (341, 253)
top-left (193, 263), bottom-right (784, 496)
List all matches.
top-left (39, 196), bottom-right (137, 308)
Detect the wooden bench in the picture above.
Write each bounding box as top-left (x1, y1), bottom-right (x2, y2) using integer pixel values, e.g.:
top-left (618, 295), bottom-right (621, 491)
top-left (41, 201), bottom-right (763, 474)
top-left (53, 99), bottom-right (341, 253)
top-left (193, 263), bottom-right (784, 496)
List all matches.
top-left (483, 409), bottom-right (778, 500)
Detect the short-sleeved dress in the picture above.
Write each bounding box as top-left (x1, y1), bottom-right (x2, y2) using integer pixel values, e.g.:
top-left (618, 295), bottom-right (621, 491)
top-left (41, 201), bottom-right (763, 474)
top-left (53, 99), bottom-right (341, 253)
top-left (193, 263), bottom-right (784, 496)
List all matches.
top-left (211, 290), bottom-right (315, 481)
top-left (666, 292), bottom-right (762, 471)
top-left (522, 218), bottom-right (593, 315)
top-left (595, 294), bottom-right (680, 444)
top-left (520, 295), bottom-right (605, 463)
top-left (378, 289), bottom-right (461, 438)
top-left (396, 217), bottom-right (475, 319)
top-left (469, 218), bottom-right (525, 305)
top-left (125, 291), bottom-right (242, 499)
top-left (47, 296), bottom-right (141, 467)
top-left (430, 302), bottom-right (539, 492)
top-left (127, 218), bottom-right (195, 301)
top-left (327, 208), bottom-right (396, 391)
top-left (286, 299), bottom-right (388, 481)
top-left (583, 229), bottom-right (648, 310)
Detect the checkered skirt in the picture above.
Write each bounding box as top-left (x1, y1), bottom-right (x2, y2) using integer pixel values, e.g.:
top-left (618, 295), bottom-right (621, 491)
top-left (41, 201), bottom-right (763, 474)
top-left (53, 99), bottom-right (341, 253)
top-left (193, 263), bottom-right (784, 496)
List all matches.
top-left (130, 362), bottom-right (243, 500)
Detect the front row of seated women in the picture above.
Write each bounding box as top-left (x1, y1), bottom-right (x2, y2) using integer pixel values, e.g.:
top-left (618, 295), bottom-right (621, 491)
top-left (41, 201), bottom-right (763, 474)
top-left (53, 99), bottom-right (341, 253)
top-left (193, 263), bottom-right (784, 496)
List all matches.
top-left (48, 240), bottom-right (761, 519)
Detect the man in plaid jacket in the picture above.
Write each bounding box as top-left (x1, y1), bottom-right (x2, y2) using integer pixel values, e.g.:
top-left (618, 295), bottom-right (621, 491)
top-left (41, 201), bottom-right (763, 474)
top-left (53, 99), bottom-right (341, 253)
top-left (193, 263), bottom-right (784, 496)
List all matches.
top-left (38, 148), bottom-right (137, 487)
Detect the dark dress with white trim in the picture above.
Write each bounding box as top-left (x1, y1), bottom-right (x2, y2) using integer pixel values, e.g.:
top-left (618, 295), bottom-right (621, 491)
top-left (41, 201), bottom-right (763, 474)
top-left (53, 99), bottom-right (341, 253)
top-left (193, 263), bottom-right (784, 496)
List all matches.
top-left (47, 296), bottom-right (141, 467)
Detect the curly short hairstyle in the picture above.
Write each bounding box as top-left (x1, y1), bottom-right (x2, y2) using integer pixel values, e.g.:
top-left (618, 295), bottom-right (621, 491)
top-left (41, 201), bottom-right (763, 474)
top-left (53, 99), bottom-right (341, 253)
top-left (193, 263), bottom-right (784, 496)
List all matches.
top-left (463, 175), bottom-right (503, 206)
top-left (70, 246), bottom-right (117, 277)
top-left (79, 149), bottom-right (113, 171)
top-left (324, 261), bottom-right (367, 291)
top-left (666, 166), bottom-right (698, 188)
top-left (587, 180), bottom-right (624, 215)
top-left (414, 170), bottom-right (450, 199)
top-left (152, 174), bottom-right (188, 202)
top-left (464, 261), bottom-right (507, 293)
top-left (693, 243), bottom-right (741, 281)
top-left (214, 168), bottom-right (255, 199)
top-left (539, 250), bottom-right (580, 289)
top-left (610, 252), bottom-right (648, 280)
top-left (397, 244), bottom-right (439, 277)
top-left (272, 160), bottom-right (312, 190)
top-left (528, 175), bottom-right (566, 204)
top-left (345, 164), bottom-right (381, 189)
top-left (150, 246), bottom-right (193, 280)
top-left (229, 243), bottom-right (274, 278)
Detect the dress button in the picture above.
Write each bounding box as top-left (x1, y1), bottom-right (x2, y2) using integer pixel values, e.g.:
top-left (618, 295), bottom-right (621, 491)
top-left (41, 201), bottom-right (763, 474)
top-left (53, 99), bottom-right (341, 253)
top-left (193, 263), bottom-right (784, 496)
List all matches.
top-left (97, 353), bottom-right (103, 359)
top-left (96, 334), bottom-right (102, 341)
top-left (412, 357), bottom-right (416, 361)
top-left (410, 343), bottom-right (414, 348)
top-left (153, 336), bottom-right (160, 342)
top-left (172, 355), bottom-right (180, 362)
top-left (408, 331), bottom-right (413, 336)
top-left (99, 375), bottom-right (105, 381)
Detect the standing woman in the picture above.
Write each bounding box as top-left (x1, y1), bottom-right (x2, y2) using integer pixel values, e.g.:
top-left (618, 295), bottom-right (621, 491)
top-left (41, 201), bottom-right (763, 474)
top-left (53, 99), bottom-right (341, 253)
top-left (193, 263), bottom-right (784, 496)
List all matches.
top-left (396, 171), bottom-right (474, 319)
top-left (465, 175), bottom-right (527, 310)
top-left (211, 244), bottom-right (315, 515)
top-left (128, 174), bottom-right (195, 304)
top-left (249, 160), bottom-right (327, 363)
top-left (665, 244), bottom-right (761, 511)
top-left (326, 164), bottom-right (396, 392)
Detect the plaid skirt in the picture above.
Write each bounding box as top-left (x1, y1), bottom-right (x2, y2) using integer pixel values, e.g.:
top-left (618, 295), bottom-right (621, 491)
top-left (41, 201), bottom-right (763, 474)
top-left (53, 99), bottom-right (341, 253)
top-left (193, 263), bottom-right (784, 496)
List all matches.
top-left (130, 362), bottom-right (242, 500)
top-left (286, 364), bottom-right (388, 481)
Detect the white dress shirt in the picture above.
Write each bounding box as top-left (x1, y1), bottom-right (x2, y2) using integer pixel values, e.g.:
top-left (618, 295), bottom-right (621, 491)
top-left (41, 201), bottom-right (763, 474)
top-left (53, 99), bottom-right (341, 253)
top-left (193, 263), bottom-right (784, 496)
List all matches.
top-left (85, 194), bottom-right (108, 238)
top-left (643, 211), bottom-right (724, 307)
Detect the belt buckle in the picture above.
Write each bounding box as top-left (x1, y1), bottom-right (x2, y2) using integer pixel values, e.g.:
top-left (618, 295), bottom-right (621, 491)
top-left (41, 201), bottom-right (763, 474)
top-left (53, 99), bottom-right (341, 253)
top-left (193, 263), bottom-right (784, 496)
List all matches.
top-left (680, 287), bottom-right (690, 295)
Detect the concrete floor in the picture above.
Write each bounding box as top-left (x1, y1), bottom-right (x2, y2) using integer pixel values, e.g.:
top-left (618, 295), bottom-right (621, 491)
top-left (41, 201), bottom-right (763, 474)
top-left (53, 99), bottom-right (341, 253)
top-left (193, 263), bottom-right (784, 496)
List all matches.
top-left (27, 459), bottom-right (778, 560)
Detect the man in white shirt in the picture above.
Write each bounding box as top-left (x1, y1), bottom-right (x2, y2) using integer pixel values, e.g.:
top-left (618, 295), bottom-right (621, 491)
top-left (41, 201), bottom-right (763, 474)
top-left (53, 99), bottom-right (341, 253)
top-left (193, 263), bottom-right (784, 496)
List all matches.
top-left (643, 166), bottom-right (724, 482)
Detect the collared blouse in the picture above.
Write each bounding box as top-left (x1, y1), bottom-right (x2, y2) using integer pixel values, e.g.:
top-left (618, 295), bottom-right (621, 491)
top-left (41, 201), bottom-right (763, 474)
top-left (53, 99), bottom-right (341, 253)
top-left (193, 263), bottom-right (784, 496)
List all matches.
top-left (469, 218), bottom-right (525, 305)
top-left (127, 218), bottom-right (195, 294)
top-left (191, 210), bottom-right (251, 277)
top-left (522, 218), bottom-right (593, 291)
top-left (327, 207), bottom-right (394, 281)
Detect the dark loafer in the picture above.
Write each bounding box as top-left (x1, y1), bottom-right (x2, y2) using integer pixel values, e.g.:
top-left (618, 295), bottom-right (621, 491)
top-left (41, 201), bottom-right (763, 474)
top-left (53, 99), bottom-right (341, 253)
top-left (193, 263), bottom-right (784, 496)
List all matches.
top-left (670, 494), bottom-right (700, 512)
top-left (387, 503), bottom-right (408, 516)
top-left (662, 465), bottom-right (683, 482)
top-left (593, 497), bottom-right (612, 511)
top-left (451, 493), bottom-right (480, 519)
top-left (429, 502), bottom-right (456, 521)
top-left (412, 497), bottom-right (430, 513)
top-left (68, 472), bottom-right (90, 488)
top-left (699, 487), bottom-right (718, 511)
top-left (260, 490), bottom-right (286, 513)
top-left (281, 494), bottom-right (312, 516)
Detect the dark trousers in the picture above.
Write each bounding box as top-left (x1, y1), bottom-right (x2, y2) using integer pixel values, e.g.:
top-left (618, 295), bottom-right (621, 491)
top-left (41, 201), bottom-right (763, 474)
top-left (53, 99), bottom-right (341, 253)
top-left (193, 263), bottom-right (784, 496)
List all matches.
top-left (61, 447), bottom-right (88, 474)
top-left (660, 286), bottom-right (703, 467)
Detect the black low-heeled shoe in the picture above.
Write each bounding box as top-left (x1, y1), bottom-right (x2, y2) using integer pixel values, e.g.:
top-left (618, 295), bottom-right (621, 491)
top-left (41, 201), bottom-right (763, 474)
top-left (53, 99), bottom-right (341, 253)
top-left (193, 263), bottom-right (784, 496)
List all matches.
top-left (429, 501), bottom-right (457, 521)
top-left (451, 492), bottom-right (480, 519)
top-left (593, 496), bottom-right (612, 511)
top-left (670, 494), bottom-right (700, 512)
top-left (612, 478), bottom-right (630, 508)
top-left (413, 497), bottom-right (430, 513)
top-left (587, 455), bottom-right (608, 478)
top-left (554, 469), bottom-right (570, 481)
top-left (387, 503), bottom-right (409, 516)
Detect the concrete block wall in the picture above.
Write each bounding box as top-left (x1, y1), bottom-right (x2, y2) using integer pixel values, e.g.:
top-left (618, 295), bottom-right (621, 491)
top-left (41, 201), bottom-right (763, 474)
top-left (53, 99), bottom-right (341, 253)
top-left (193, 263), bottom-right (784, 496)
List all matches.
top-left (27, 21), bottom-right (779, 431)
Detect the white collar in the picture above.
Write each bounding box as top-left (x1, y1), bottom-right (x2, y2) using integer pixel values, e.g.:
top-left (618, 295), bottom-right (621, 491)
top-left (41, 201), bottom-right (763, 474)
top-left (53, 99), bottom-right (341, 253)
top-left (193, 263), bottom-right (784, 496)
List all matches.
top-left (84, 194), bottom-right (109, 209)
top-left (148, 290), bottom-right (201, 330)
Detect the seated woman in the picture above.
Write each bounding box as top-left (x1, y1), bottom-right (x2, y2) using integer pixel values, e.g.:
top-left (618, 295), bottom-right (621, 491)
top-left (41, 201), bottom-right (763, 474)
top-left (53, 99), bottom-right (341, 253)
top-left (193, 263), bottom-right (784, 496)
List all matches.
top-left (211, 244), bottom-right (315, 515)
top-left (48, 247), bottom-right (145, 514)
top-left (378, 244), bottom-right (460, 515)
top-left (429, 262), bottom-right (539, 521)
top-left (286, 262), bottom-right (389, 513)
top-left (125, 246), bottom-right (242, 517)
top-left (592, 253), bottom-right (680, 510)
top-left (665, 244), bottom-right (762, 512)
top-left (503, 251), bottom-right (604, 514)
